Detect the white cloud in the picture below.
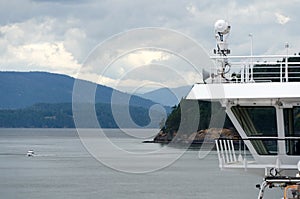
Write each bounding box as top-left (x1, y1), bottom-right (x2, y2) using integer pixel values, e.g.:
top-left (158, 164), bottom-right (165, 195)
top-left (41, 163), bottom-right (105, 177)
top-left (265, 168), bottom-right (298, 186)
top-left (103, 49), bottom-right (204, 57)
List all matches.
top-left (125, 51), bottom-right (170, 67)
top-left (0, 17), bottom-right (83, 75)
top-left (275, 12), bottom-right (290, 25)
top-left (64, 27), bottom-right (87, 60)
top-left (12, 42), bottom-right (80, 70)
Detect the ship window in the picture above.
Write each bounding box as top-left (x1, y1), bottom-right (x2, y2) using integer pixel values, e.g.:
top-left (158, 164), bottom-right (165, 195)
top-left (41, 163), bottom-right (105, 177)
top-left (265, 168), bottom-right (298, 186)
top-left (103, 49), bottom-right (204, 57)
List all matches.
top-left (284, 107), bottom-right (300, 155)
top-left (284, 107), bottom-right (300, 137)
top-left (231, 106), bottom-right (278, 155)
top-left (250, 140), bottom-right (277, 155)
top-left (231, 106), bottom-right (277, 136)
top-left (286, 139), bottom-right (300, 155)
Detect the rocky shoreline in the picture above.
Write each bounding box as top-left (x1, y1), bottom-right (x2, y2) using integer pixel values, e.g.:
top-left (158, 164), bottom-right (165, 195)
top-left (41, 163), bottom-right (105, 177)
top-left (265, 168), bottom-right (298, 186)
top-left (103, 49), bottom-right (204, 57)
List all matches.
top-left (145, 128), bottom-right (240, 145)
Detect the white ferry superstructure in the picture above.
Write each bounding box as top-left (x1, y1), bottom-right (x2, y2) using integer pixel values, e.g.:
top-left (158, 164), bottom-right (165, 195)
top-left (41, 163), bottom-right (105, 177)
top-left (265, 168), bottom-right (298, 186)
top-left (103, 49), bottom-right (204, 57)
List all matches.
top-left (186, 19), bottom-right (300, 199)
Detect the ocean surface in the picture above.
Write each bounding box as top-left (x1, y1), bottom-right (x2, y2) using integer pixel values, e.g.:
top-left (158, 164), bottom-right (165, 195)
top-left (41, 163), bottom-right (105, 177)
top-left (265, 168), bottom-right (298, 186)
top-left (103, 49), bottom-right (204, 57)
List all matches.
top-left (0, 128), bottom-right (281, 199)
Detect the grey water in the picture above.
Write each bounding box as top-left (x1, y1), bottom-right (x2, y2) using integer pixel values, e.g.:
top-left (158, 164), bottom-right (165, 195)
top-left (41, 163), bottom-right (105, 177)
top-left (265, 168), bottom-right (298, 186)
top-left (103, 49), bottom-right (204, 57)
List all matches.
top-left (0, 128), bottom-right (281, 199)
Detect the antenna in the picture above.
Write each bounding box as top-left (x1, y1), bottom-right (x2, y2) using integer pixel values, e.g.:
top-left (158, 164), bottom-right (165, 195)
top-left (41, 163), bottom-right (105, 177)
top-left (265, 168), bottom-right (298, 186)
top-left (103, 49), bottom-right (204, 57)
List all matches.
top-left (213, 19), bottom-right (231, 82)
top-left (214, 19), bottom-right (231, 55)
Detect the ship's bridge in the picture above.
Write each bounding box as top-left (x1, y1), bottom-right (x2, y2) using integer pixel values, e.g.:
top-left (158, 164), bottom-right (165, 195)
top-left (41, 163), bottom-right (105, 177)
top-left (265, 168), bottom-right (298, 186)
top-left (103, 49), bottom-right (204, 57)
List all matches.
top-left (186, 54), bottom-right (300, 175)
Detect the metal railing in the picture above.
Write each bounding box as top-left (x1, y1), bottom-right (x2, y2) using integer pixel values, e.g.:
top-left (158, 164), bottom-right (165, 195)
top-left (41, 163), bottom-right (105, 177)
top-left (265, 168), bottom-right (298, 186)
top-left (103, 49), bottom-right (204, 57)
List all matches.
top-left (215, 139), bottom-right (248, 169)
top-left (215, 137), bottom-right (300, 170)
top-left (210, 55), bottom-right (300, 83)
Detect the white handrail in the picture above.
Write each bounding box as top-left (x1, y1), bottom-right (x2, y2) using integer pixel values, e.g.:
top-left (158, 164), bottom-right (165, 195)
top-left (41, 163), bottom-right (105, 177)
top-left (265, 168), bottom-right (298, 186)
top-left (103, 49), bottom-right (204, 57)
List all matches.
top-left (210, 54), bottom-right (300, 59)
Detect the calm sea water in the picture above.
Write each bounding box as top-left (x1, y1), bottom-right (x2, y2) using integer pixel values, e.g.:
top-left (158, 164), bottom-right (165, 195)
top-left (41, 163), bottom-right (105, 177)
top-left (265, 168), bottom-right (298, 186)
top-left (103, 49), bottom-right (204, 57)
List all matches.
top-left (0, 128), bottom-right (281, 199)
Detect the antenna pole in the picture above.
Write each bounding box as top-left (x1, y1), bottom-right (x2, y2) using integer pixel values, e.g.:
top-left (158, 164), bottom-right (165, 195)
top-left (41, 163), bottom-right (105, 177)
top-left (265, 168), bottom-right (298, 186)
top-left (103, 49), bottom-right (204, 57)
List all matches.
top-left (249, 33), bottom-right (254, 82)
top-left (285, 42), bottom-right (289, 82)
top-left (213, 19), bottom-right (231, 82)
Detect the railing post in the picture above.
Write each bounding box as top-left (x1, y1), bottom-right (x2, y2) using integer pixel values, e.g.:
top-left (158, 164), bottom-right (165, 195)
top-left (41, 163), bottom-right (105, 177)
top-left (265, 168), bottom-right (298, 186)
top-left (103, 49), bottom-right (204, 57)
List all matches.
top-left (215, 140), bottom-right (222, 168)
top-left (285, 56), bottom-right (288, 82)
top-left (245, 64), bottom-right (249, 82)
top-left (249, 33), bottom-right (254, 82)
top-left (231, 140), bottom-right (237, 162)
top-left (219, 140), bottom-right (225, 164)
top-left (223, 140), bottom-right (229, 163)
top-left (280, 63), bottom-right (283, 82)
top-left (241, 65), bottom-right (245, 83)
top-left (285, 42), bottom-right (289, 82)
top-left (243, 141), bottom-right (247, 170)
top-left (227, 140), bottom-right (233, 162)
top-left (250, 64), bottom-right (254, 82)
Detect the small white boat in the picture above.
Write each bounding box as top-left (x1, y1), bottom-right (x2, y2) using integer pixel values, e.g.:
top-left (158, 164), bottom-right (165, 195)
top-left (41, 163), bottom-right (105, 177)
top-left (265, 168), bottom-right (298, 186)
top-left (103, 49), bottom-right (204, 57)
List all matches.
top-left (26, 150), bottom-right (35, 157)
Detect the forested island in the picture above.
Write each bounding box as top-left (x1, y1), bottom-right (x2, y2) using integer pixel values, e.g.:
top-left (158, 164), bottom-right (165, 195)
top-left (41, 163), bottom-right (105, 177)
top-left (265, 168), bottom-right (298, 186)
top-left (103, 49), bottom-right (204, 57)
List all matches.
top-left (152, 100), bottom-right (239, 144)
top-left (0, 103), bottom-right (158, 128)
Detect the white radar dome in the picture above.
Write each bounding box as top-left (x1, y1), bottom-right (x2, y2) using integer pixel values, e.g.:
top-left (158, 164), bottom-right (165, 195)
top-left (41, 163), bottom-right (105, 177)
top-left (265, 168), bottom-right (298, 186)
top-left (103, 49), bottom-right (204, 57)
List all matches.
top-left (214, 19), bottom-right (230, 34)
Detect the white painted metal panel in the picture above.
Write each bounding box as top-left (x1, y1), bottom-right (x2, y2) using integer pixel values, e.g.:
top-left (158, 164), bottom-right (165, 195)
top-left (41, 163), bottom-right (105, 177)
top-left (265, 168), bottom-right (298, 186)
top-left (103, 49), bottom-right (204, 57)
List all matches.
top-left (186, 82), bottom-right (300, 100)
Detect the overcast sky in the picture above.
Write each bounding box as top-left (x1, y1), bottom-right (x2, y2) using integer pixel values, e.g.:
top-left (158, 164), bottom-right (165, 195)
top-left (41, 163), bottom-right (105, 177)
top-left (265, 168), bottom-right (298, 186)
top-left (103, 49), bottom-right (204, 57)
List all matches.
top-left (0, 0), bottom-right (299, 92)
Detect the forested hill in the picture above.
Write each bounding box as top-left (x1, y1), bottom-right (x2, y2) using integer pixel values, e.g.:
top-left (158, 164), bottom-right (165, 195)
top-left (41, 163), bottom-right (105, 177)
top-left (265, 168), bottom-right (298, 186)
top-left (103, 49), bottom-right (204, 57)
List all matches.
top-left (0, 72), bottom-right (170, 128)
top-left (0, 71), bottom-right (160, 109)
top-left (0, 103), bottom-right (160, 128)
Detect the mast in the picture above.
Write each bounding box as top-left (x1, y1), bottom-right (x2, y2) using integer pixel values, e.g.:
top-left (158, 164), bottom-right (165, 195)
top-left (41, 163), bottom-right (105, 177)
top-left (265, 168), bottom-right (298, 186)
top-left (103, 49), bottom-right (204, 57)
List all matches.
top-left (212, 19), bottom-right (231, 83)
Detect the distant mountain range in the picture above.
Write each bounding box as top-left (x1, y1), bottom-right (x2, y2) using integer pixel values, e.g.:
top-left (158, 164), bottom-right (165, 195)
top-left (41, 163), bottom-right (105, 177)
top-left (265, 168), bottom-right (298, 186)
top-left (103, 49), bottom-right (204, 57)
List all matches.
top-left (0, 71), bottom-right (163, 109)
top-left (138, 86), bottom-right (192, 107)
top-left (0, 71), bottom-right (172, 128)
